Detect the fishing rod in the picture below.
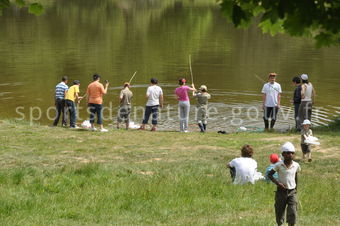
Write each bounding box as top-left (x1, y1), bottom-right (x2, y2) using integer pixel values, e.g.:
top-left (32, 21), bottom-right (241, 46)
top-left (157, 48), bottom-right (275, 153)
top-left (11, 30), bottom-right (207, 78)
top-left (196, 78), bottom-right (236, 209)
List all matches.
top-left (189, 55), bottom-right (194, 84)
top-left (128, 71), bottom-right (138, 84)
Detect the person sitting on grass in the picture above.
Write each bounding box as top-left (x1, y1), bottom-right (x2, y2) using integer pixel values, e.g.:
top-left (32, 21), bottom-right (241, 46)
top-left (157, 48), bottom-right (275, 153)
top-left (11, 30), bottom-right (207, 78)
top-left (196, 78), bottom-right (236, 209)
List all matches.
top-left (265, 153), bottom-right (280, 182)
top-left (268, 142), bottom-right (301, 226)
top-left (193, 85), bottom-right (211, 132)
top-left (301, 119), bottom-right (313, 162)
top-left (227, 144), bottom-right (260, 185)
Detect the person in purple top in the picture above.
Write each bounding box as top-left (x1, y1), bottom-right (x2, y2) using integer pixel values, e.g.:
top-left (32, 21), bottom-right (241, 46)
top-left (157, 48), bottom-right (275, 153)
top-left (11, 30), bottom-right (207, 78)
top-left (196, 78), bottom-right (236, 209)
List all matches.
top-left (175, 78), bottom-right (196, 132)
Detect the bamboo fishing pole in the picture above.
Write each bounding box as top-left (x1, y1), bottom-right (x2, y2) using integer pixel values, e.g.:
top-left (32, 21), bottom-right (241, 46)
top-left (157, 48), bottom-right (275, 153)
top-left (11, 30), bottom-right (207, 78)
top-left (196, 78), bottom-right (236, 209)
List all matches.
top-left (189, 55), bottom-right (194, 84)
top-left (128, 71), bottom-right (138, 84)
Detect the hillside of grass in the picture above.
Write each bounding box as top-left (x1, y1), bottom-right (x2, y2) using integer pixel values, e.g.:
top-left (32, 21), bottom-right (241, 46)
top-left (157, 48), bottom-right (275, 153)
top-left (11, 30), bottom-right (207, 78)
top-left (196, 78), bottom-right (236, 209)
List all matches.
top-left (0, 120), bottom-right (339, 225)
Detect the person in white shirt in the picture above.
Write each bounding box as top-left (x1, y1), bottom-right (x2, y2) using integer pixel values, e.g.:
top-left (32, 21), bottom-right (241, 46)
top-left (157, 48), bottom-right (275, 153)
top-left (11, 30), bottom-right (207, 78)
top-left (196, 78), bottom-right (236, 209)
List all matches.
top-left (138, 78), bottom-right (163, 131)
top-left (298, 74), bottom-right (316, 129)
top-left (227, 144), bottom-right (260, 185)
top-left (261, 73), bottom-right (282, 130)
top-left (268, 142), bottom-right (301, 226)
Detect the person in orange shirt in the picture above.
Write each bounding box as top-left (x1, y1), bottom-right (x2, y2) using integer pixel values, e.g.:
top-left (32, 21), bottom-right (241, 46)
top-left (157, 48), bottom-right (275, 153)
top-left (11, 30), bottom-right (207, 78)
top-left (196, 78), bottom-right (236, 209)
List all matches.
top-left (86, 74), bottom-right (109, 132)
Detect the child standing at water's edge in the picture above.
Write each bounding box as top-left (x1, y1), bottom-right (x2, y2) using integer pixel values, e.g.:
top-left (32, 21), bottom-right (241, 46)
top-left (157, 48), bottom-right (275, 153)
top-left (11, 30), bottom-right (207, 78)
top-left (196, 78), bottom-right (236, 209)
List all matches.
top-left (268, 142), bottom-right (301, 226)
top-left (193, 85), bottom-right (211, 132)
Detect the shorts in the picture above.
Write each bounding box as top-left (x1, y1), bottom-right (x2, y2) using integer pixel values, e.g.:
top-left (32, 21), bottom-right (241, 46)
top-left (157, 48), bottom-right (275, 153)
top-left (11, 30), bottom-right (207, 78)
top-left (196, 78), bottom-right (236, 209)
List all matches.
top-left (301, 143), bottom-right (311, 154)
top-left (117, 106), bottom-right (131, 123)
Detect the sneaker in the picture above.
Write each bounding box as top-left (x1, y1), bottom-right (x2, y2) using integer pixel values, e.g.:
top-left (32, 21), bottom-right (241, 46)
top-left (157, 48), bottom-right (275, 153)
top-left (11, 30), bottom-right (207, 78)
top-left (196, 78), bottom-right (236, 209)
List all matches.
top-left (89, 127), bottom-right (97, 131)
top-left (184, 130), bottom-right (189, 133)
top-left (138, 126), bottom-right (145, 130)
top-left (100, 128), bottom-right (108, 132)
top-left (70, 126), bottom-right (80, 129)
top-left (151, 127), bottom-right (156, 132)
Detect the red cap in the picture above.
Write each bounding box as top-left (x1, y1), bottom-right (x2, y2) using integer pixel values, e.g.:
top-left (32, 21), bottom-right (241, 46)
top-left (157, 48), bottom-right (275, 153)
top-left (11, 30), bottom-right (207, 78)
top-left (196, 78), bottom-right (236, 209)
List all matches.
top-left (270, 153), bottom-right (279, 164)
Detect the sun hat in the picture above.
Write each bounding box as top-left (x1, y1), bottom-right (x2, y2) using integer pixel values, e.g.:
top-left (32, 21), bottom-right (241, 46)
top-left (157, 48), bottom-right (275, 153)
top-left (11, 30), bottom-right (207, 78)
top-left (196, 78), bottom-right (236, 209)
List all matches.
top-left (199, 85), bottom-right (207, 91)
top-left (281, 142), bottom-right (295, 153)
top-left (270, 153), bottom-right (280, 164)
top-left (302, 119), bottom-right (311, 125)
top-left (301, 74), bottom-right (309, 80)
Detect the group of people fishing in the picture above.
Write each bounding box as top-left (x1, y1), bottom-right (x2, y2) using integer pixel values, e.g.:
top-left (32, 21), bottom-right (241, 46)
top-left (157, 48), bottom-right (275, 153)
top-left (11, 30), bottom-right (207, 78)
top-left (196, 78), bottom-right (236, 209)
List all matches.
top-left (53, 74), bottom-right (210, 133)
top-left (54, 71), bottom-right (315, 133)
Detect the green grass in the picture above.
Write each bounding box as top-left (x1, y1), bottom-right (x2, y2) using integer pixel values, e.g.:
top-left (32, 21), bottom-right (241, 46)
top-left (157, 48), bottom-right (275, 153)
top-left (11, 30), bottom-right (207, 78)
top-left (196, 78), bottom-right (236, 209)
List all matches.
top-left (0, 119), bottom-right (339, 225)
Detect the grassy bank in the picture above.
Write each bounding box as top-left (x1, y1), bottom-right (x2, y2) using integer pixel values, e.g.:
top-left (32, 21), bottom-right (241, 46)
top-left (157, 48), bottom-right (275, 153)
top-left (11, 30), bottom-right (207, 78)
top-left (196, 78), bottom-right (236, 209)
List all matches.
top-left (0, 120), bottom-right (339, 225)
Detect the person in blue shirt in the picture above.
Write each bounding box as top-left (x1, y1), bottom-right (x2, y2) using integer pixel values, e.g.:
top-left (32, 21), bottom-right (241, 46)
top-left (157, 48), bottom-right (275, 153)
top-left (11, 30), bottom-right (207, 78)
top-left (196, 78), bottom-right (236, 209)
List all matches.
top-left (265, 153), bottom-right (280, 182)
top-left (53, 76), bottom-right (69, 126)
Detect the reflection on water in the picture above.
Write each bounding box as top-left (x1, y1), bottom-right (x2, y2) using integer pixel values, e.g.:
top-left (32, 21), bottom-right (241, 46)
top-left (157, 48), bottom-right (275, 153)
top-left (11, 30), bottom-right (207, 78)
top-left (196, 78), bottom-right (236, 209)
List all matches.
top-left (0, 0), bottom-right (340, 131)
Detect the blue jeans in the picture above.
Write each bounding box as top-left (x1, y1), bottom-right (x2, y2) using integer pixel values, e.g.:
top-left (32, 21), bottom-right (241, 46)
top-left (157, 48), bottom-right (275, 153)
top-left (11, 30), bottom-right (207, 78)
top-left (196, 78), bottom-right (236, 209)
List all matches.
top-left (65, 100), bottom-right (77, 127)
top-left (53, 98), bottom-right (67, 126)
top-left (88, 103), bottom-right (103, 125)
top-left (142, 105), bottom-right (159, 125)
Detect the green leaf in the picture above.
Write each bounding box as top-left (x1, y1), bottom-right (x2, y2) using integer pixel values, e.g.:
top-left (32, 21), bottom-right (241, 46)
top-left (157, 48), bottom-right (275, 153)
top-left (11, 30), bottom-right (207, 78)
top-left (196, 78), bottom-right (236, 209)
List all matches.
top-left (259, 19), bottom-right (284, 36)
top-left (28, 3), bottom-right (43, 15)
top-left (15, 0), bottom-right (25, 8)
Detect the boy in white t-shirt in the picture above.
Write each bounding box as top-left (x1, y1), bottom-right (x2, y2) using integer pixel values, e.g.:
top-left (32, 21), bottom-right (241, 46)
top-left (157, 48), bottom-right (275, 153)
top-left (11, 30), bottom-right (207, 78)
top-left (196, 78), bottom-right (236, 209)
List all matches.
top-left (268, 142), bottom-right (301, 226)
top-left (227, 144), bottom-right (260, 185)
top-left (261, 73), bottom-right (282, 130)
top-left (138, 78), bottom-right (164, 131)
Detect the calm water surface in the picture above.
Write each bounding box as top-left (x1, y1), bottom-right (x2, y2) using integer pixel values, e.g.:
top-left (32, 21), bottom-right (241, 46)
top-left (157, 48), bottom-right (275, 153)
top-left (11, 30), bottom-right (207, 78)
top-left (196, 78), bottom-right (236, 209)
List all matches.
top-left (1, 0), bottom-right (340, 131)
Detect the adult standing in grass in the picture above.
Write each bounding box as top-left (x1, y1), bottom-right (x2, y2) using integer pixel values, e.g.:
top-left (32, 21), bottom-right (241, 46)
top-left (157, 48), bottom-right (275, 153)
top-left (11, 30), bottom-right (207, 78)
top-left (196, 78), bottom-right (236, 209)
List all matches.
top-left (298, 74), bottom-right (315, 127)
top-left (175, 78), bottom-right (196, 132)
top-left (138, 78), bottom-right (163, 131)
top-left (53, 76), bottom-right (68, 126)
top-left (86, 74), bottom-right (109, 132)
top-left (261, 73), bottom-right (282, 131)
top-left (117, 82), bottom-right (133, 130)
top-left (291, 76), bottom-right (302, 131)
top-left (268, 142), bottom-right (301, 226)
top-left (65, 80), bottom-right (82, 128)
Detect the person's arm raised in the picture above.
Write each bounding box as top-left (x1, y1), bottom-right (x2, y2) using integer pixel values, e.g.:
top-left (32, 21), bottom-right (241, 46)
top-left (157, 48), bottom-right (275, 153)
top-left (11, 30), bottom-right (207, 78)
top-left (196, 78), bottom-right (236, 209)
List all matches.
top-left (103, 81), bottom-right (109, 94)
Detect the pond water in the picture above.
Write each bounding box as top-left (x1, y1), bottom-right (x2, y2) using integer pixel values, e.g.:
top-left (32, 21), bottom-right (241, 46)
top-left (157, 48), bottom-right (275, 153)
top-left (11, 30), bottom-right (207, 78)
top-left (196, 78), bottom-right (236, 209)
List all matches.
top-left (1, 0), bottom-right (340, 132)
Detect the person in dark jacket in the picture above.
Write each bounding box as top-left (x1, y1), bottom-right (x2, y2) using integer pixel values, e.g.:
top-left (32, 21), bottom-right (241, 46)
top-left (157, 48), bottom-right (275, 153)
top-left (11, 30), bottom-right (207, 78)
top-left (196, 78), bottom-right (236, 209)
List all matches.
top-left (291, 77), bottom-right (301, 131)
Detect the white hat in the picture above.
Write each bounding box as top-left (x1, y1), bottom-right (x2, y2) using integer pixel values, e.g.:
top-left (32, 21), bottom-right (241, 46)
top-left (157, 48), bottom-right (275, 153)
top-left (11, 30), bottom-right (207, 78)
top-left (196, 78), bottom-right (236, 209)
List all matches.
top-left (302, 119), bottom-right (311, 125)
top-left (281, 142), bottom-right (295, 153)
top-left (199, 85), bottom-right (207, 91)
top-left (300, 74), bottom-right (309, 80)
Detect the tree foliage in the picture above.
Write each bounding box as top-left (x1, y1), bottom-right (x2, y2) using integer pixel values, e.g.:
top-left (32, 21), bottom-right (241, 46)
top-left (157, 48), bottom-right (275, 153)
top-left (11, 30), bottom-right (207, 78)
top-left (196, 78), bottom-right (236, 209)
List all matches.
top-left (220, 0), bottom-right (340, 47)
top-left (0, 0), bottom-right (43, 15)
